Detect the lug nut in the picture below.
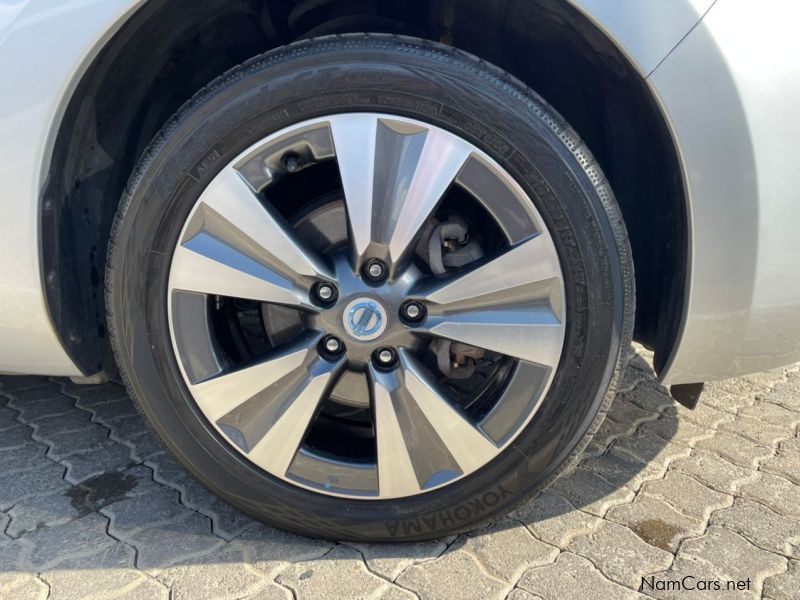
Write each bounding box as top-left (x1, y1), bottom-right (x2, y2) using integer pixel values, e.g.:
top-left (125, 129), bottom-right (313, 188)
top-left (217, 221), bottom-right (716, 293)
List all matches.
top-left (363, 259), bottom-right (387, 282)
top-left (313, 282), bottom-right (338, 304)
top-left (368, 262), bottom-right (384, 278)
top-left (375, 347), bottom-right (397, 367)
top-left (401, 300), bottom-right (426, 323)
top-left (322, 335), bottom-right (344, 355)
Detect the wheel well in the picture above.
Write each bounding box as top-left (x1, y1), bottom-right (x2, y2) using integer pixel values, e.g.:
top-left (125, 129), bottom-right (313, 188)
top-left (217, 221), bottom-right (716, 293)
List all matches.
top-left (42, 0), bottom-right (686, 376)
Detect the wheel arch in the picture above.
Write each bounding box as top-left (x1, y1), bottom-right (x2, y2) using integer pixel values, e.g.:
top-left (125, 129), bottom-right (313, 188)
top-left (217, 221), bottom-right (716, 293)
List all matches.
top-left (40, 0), bottom-right (689, 377)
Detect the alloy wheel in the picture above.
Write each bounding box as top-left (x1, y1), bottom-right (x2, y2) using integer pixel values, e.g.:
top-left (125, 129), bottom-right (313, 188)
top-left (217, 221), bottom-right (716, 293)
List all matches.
top-left (167, 113), bottom-right (566, 499)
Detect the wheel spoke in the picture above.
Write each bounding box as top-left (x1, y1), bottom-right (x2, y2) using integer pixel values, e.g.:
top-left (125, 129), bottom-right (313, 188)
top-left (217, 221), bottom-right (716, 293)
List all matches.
top-left (417, 305), bottom-right (563, 367)
top-left (188, 333), bottom-right (320, 423)
top-left (329, 115), bottom-right (472, 273)
top-left (413, 236), bottom-right (564, 367)
top-left (397, 350), bottom-right (497, 474)
top-left (170, 168), bottom-right (331, 308)
top-left (217, 351), bottom-right (345, 477)
top-left (370, 366), bottom-right (421, 497)
top-left (417, 235), bottom-right (560, 309)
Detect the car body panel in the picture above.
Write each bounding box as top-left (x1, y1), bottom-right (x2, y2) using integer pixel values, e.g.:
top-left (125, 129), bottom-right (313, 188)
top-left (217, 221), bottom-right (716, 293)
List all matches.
top-left (570, 0), bottom-right (715, 76)
top-left (0, 0), bottom-right (798, 384)
top-left (0, 0), bottom-right (144, 375)
top-left (648, 0), bottom-right (800, 383)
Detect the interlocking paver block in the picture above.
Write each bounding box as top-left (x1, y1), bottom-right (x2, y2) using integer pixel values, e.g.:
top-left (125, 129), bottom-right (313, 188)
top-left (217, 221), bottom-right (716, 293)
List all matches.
top-left (8, 394), bottom-right (77, 421)
top-left (147, 452), bottom-right (255, 540)
top-left (126, 431), bottom-right (166, 462)
top-left (0, 439), bottom-right (46, 469)
top-left (62, 441), bottom-right (134, 484)
top-left (712, 498), bottom-right (800, 557)
top-left (159, 543), bottom-right (275, 600)
top-left (719, 416), bottom-right (792, 446)
top-left (646, 526), bottom-right (786, 600)
top-left (123, 512), bottom-right (224, 572)
top-left (506, 589), bottom-right (542, 600)
top-left (106, 413), bottom-right (151, 442)
top-left (640, 415), bottom-right (714, 448)
top-left (228, 523), bottom-right (332, 577)
top-left (512, 490), bottom-right (603, 548)
top-left (0, 403), bottom-right (20, 430)
top-left (639, 471), bottom-right (732, 521)
top-left (736, 471), bottom-right (800, 519)
top-left (0, 424), bottom-right (37, 451)
top-left (29, 411), bottom-right (92, 436)
top-left (278, 545), bottom-right (393, 599)
top-left (379, 585), bottom-right (419, 600)
top-left (739, 401), bottom-right (800, 428)
top-left (617, 363), bottom-right (649, 393)
top-left (233, 583), bottom-right (293, 600)
top-left (591, 416), bottom-right (638, 449)
top-left (517, 552), bottom-right (645, 600)
top-left (625, 381), bottom-right (674, 414)
top-left (606, 493), bottom-right (704, 552)
top-left (761, 437), bottom-right (800, 485)
top-left (700, 389), bottom-right (747, 414)
top-left (580, 447), bottom-right (647, 490)
top-left (349, 538), bottom-right (449, 580)
top-left (666, 402), bottom-right (735, 430)
top-left (0, 459), bottom-right (66, 510)
top-left (23, 513), bottom-right (119, 571)
top-left (669, 450), bottom-right (756, 494)
top-left (397, 547), bottom-right (507, 600)
top-left (0, 376), bottom-right (61, 393)
top-left (38, 424), bottom-right (111, 460)
top-left (85, 398), bottom-right (139, 422)
top-left (567, 520), bottom-right (673, 588)
top-left (6, 490), bottom-right (82, 537)
top-left (60, 381), bottom-right (127, 401)
top-left (764, 559), bottom-right (800, 600)
top-left (695, 430), bottom-right (774, 468)
top-left (0, 573), bottom-right (49, 600)
top-left (45, 570), bottom-right (169, 600)
top-left (462, 519), bottom-right (558, 581)
top-left (550, 467), bottom-right (635, 517)
top-left (102, 487), bottom-right (188, 532)
top-left (612, 429), bottom-right (691, 473)
top-left (605, 397), bottom-right (660, 428)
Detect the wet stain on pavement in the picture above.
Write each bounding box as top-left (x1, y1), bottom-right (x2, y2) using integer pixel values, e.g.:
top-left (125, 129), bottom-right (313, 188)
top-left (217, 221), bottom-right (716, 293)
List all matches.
top-left (65, 471), bottom-right (138, 514)
top-left (630, 518), bottom-right (684, 551)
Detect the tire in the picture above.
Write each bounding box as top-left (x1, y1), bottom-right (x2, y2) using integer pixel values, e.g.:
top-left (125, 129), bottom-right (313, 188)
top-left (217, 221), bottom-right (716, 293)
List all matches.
top-left (107, 34), bottom-right (634, 541)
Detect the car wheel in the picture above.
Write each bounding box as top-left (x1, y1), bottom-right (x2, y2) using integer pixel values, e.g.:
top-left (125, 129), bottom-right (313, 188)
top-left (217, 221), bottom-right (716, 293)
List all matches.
top-left (107, 34), bottom-right (634, 541)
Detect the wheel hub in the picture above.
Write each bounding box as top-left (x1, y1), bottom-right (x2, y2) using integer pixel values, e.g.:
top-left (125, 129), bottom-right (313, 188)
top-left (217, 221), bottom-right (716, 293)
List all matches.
top-left (342, 298), bottom-right (387, 341)
top-left (309, 253), bottom-right (423, 367)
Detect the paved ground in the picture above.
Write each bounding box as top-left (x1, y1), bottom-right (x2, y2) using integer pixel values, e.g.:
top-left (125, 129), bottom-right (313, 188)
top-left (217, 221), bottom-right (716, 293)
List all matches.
top-left (0, 349), bottom-right (799, 600)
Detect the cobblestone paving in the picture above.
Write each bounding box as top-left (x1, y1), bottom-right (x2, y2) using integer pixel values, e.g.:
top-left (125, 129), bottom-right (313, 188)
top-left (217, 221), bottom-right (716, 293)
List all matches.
top-left (1, 348), bottom-right (798, 599)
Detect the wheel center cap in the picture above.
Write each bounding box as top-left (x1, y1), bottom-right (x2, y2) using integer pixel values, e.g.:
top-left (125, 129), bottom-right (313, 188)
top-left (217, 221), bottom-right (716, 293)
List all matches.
top-left (343, 297), bottom-right (388, 341)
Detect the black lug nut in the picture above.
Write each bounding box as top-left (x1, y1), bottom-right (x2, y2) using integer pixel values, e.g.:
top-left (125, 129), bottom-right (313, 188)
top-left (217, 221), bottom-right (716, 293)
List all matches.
top-left (321, 335), bottom-right (345, 356)
top-left (373, 347), bottom-right (397, 368)
top-left (400, 300), bottom-right (426, 323)
top-left (313, 281), bottom-right (338, 305)
top-left (363, 259), bottom-right (387, 283)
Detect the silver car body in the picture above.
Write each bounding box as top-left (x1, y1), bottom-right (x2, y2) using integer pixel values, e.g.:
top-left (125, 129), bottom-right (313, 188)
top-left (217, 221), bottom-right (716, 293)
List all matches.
top-left (0, 0), bottom-right (798, 384)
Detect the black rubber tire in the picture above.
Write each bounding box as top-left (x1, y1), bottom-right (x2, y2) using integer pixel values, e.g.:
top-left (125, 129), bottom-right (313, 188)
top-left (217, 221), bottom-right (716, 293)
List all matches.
top-left (106, 34), bottom-right (634, 542)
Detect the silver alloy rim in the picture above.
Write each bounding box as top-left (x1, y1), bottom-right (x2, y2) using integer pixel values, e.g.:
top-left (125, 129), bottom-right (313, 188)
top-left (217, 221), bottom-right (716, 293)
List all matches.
top-left (167, 113), bottom-right (566, 499)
